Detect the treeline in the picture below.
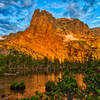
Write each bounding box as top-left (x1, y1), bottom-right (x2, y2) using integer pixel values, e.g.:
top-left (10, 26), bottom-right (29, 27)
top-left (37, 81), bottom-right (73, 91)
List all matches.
top-left (0, 50), bottom-right (100, 74)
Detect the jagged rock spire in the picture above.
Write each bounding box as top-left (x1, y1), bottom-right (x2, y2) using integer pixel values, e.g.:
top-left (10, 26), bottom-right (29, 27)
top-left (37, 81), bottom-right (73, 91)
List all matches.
top-left (25, 9), bottom-right (56, 35)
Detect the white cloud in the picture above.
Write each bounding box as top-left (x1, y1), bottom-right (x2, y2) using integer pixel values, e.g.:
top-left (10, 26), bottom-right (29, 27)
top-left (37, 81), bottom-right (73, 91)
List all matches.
top-left (0, 0), bottom-right (36, 35)
top-left (97, 2), bottom-right (100, 5)
top-left (43, 2), bottom-right (67, 9)
top-left (50, 3), bottom-right (64, 9)
top-left (0, 3), bottom-right (5, 8)
top-left (96, 16), bottom-right (100, 18)
top-left (91, 20), bottom-right (100, 23)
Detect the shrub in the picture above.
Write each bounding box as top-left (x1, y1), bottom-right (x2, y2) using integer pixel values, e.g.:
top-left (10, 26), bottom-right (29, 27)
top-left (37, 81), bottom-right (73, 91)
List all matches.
top-left (10, 81), bottom-right (25, 91)
top-left (45, 81), bottom-right (56, 92)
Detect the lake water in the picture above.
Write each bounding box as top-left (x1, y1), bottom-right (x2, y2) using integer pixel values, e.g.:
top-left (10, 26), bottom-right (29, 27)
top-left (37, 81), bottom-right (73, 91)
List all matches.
top-left (0, 73), bottom-right (62, 100)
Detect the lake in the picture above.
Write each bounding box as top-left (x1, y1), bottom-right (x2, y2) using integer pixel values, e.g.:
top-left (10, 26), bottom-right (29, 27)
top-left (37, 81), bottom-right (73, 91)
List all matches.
top-left (0, 73), bottom-right (62, 100)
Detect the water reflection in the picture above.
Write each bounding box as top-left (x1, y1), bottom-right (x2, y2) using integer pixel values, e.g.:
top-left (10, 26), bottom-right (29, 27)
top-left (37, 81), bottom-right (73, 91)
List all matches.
top-left (0, 73), bottom-right (62, 100)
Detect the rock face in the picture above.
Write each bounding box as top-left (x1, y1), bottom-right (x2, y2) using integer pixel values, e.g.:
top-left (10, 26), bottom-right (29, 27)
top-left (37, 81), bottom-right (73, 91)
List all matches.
top-left (56, 18), bottom-right (90, 35)
top-left (15, 9), bottom-right (90, 37)
top-left (1, 9), bottom-right (100, 62)
top-left (24, 9), bottom-right (57, 36)
top-left (2, 33), bottom-right (16, 40)
top-left (90, 28), bottom-right (100, 36)
top-left (3, 9), bottom-right (94, 38)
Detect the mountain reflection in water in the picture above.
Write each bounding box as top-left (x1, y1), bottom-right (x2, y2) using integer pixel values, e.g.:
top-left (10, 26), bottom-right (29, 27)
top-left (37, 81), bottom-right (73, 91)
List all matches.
top-left (0, 73), bottom-right (62, 100)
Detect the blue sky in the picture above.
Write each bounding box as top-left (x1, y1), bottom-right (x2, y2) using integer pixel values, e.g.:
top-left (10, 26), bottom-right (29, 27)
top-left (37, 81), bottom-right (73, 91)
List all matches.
top-left (0, 0), bottom-right (100, 35)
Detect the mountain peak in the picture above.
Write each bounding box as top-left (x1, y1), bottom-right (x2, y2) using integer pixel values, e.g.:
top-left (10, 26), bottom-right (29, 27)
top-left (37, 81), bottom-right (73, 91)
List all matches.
top-left (33, 9), bottom-right (40, 16)
top-left (33, 9), bottom-right (53, 17)
top-left (1, 9), bottom-right (99, 62)
top-left (26, 9), bottom-right (56, 35)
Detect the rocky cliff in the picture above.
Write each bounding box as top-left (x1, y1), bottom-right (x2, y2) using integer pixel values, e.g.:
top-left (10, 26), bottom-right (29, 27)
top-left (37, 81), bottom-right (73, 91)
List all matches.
top-left (0, 9), bottom-right (100, 62)
top-left (56, 18), bottom-right (90, 35)
top-left (90, 28), bottom-right (100, 36)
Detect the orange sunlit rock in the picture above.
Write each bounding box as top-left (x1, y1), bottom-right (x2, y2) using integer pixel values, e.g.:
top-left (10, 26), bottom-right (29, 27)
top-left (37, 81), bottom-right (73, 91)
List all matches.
top-left (0, 9), bottom-right (99, 62)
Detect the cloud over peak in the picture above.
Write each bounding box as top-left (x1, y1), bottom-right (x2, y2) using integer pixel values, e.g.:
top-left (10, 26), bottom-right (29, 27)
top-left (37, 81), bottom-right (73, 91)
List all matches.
top-left (0, 0), bottom-right (100, 35)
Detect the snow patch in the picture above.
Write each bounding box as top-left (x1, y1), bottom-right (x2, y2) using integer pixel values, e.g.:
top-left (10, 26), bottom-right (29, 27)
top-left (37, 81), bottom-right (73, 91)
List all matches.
top-left (0, 36), bottom-right (5, 40)
top-left (64, 34), bottom-right (78, 41)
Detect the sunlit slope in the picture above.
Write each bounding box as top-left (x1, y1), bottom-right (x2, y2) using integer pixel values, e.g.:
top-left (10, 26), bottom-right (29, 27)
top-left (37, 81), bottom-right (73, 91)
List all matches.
top-left (1, 9), bottom-right (100, 62)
